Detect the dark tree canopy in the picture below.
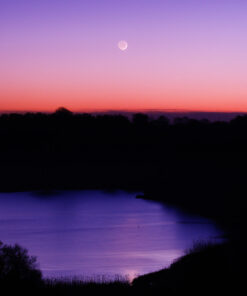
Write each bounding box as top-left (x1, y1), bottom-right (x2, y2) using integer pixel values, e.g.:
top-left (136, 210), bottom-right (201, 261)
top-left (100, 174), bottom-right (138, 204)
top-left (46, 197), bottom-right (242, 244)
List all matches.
top-left (55, 107), bottom-right (73, 116)
top-left (0, 241), bottom-right (42, 287)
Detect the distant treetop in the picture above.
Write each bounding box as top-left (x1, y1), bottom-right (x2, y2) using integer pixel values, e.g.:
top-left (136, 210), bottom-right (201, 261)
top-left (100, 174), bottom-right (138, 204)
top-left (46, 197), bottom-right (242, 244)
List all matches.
top-left (55, 107), bottom-right (73, 115)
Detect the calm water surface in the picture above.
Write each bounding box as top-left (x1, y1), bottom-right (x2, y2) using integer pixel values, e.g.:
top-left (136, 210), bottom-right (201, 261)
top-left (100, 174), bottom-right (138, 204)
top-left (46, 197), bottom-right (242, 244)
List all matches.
top-left (0, 190), bottom-right (222, 280)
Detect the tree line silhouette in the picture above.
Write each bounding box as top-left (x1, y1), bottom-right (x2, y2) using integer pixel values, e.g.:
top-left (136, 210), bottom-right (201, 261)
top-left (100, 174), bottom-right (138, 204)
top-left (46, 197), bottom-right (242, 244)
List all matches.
top-left (0, 108), bottom-right (246, 225)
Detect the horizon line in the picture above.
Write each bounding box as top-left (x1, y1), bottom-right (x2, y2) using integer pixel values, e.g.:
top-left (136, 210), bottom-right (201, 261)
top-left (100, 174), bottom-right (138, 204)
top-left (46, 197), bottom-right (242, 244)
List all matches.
top-left (1, 108), bottom-right (247, 114)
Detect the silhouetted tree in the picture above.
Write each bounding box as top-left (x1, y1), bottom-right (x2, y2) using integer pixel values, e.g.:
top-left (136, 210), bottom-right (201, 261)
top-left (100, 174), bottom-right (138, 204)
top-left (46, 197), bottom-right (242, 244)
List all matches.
top-left (132, 113), bottom-right (149, 126)
top-left (0, 241), bottom-right (42, 287)
top-left (54, 107), bottom-right (73, 117)
top-left (152, 115), bottom-right (169, 127)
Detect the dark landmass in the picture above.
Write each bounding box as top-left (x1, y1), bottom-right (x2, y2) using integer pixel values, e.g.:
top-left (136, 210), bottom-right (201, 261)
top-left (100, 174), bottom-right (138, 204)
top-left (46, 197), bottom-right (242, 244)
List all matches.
top-left (0, 108), bottom-right (246, 294)
top-left (0, 108), bottom-right (246, 223)
top-left (93, 110), bottom-right (247, 122)
top-left (2, 109), bottom-right (246, 122)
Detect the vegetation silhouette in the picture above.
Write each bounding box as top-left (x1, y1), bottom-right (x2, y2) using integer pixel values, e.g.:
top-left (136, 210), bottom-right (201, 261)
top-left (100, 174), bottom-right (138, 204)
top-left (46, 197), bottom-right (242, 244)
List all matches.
top-left (0, 241), bottom-right (42, 291)
top-left (132, 241), bottom-right (241, 295)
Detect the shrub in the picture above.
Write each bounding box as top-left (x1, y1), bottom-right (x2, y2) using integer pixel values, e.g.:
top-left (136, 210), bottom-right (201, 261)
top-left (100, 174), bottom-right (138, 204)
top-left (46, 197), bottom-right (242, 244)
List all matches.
top-left (0, 241), bottom-right (42, 287)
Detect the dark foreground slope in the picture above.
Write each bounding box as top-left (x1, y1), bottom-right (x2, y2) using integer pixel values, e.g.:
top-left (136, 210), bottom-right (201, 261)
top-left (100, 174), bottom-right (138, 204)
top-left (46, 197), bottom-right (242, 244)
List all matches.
top-left (133, 241), bottom-right (244, 295)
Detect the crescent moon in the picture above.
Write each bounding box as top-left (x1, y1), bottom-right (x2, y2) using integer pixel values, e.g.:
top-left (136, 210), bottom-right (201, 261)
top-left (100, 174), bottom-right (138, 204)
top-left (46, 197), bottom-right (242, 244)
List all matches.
top-left (118, 40), bottom-right (128, 51)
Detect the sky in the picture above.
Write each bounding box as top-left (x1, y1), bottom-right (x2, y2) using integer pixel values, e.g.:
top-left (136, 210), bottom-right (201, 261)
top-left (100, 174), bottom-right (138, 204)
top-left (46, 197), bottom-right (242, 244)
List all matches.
top-left (0, 0), bottom-right (247, 112)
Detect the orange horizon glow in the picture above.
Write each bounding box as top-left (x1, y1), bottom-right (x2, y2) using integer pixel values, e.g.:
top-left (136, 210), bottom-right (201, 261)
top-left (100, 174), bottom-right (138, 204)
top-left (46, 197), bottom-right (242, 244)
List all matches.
top-left (1, 105), bottom-right (247, 114)
top-left (1, 90), bottom-right (247, 113)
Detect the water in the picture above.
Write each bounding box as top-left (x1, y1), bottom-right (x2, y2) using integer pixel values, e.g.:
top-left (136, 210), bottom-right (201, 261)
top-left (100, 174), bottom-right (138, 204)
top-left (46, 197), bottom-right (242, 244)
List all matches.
top-left (0, 190), bottom-right (222, 280)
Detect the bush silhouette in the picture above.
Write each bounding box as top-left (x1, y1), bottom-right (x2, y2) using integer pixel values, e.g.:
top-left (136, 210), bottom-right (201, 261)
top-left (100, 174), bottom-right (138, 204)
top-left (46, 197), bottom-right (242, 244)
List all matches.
top-left (0, 241), bottom-right (42, 287)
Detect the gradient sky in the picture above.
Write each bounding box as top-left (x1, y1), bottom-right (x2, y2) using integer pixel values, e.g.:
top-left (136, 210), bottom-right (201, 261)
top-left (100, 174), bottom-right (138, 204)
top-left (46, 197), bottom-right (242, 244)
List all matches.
top-left (1, 0), bottom-right (247, 112)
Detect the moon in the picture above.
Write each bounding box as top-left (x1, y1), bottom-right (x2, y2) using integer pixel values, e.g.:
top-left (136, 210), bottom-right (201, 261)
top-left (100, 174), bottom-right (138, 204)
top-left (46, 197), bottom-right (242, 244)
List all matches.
top-left (118, 40), bottom-right (128, 51)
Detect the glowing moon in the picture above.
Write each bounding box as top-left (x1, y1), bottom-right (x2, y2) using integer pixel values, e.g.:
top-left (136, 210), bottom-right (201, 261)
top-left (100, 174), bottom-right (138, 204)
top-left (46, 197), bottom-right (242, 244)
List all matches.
top-left (118, 40), bottom-right (128, 51)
